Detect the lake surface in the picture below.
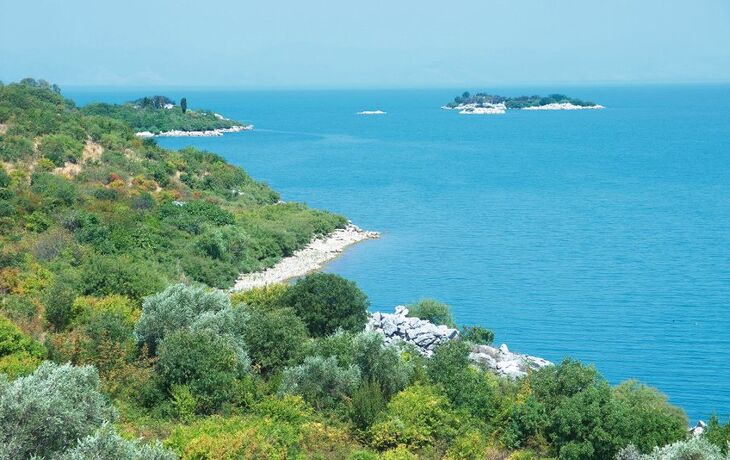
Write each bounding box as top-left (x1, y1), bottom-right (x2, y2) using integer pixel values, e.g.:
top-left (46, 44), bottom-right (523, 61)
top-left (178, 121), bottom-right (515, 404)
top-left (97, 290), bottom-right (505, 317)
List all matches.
top-left (69, 85), bottom-right (730, 421)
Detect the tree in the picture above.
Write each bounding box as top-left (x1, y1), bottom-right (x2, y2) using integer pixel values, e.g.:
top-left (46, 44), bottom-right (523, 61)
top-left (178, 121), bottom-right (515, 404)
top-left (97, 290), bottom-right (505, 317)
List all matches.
top-left (283, 273), bottom-right (369, 337)
top-left (156, 329), bottom-right (242, 413)
top-left (242, 306), bottom-right (308, 374)
top-left (407, 299), bottom-right (455, 327)
top-left (0, 362), bottom-right (115, 459)
top-left (279, 355), bottom-right (361, 410)
top-left (180, 97), bottom-right (187, 114)
top-left (134, 284), bottom-right (231, 354)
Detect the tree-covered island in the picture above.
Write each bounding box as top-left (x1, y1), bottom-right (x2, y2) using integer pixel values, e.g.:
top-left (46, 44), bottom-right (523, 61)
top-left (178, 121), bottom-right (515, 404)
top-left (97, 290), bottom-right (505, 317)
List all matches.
top-left (81, 93), bottom-right (252, 136)
top-left (444, 91), bottom-right (604, 114)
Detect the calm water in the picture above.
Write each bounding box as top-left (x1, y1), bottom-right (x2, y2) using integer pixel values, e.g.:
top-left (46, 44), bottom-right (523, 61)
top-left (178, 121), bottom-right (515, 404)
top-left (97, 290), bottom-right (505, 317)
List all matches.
top-left (69, 86), bottom-right (730, 421)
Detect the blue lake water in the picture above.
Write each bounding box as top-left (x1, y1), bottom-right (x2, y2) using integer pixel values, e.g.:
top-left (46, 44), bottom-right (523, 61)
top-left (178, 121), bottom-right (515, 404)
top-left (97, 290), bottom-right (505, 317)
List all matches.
top-left (69, 86), bottom-right (730, 422)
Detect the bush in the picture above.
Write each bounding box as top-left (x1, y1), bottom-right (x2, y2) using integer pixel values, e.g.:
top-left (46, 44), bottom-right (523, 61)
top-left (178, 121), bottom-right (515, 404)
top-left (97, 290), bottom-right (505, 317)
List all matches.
top-left (0, 315), bottom-right (46, 379)
top-left (407, 299), bottom-right (455, 327)
top-left (350, 379), bottom-right (387, 432)
top-left (231, 283), bottom-right (290, 311)
top-left (0, 135), bottom-right (34, 161)
top-left (242, 306), bottom-right (308, 374)
top-left (31, 172), bottom-right (77, 207)
top-left (525, 360), bottom-right (687, 459)
top-left (0, 362), bottom-right (115, 459)
top-left (461, 325), bottom-right (494, 345)
top-left (706, 415), bottom-right (730, 453)
top-left (156, 329), bottom-right (242, 413)
top-left (80, 255), bottom-right (165, 304)
top-left (134, 283), bottom-right (231, 354)
top-left (0, 315), bottom-right (46, 359)
top-left (283, 273), bottom-right (369, 337)
top-left (427, 340), bottom-right (497, 422)
top-left (280, 355), bottom-right (361, 410)
top-left (43, 273), bottom-right (80, 330)
top-left (38, 133), bottom-right (83, 166)
top-left (369, 384), bottom-right (458, 451)
top-left (58, 422), bottom-right (176, 460)
top-left (641, 437), bottom-right (729, 460)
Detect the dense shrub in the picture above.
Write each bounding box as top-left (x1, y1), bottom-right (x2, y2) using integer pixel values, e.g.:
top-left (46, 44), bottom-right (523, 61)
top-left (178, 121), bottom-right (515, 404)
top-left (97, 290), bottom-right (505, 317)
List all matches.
top-left (706, 415), bottom-right (730, 453)
top-left (369, 384), bottom-right (458, 451)
top-left (80, 255), bottom-right (165, 303)
top-left (59, 423), bottom-right (176, 460)
top-left (0, 135), bottom-right (34, 161)
top-left (0, 315), bottom-right (46, 378)
top-left (134, 284), bottom-right (231, 353)
top-left (427, 340), bottom-right (498, 422)
top-left (283, 273), bottom-right (369, 337)
top-left (280, 355), bottom-right (361, 409)
top-left (38, 133), bottom-right (83, 166)
top-left (619, 437), bottom-right (730, 460)
top-left (407, 299), bottom-right (455, 327)
top-left (307, 330), bottom-right (414, 398)
top-left (461, 325), bottom-right (495, 345)
top-left (524, 359), bottom-right (688, 459)
top-left (156, 329), bottom-right (243, 414)
top-left (0, 362), bottom-right (115, 459)
top-left (231, 283), bottom-right (290, 311)
top-left (350, 379), bottom-right (387, 432)
top-left (242, 306), bottom-right (308, 374)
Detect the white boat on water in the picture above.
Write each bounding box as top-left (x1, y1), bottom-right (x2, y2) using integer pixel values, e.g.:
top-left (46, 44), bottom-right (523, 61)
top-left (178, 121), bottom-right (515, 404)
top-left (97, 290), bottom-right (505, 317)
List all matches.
top-left (357, 110), bottom-right (386, 115)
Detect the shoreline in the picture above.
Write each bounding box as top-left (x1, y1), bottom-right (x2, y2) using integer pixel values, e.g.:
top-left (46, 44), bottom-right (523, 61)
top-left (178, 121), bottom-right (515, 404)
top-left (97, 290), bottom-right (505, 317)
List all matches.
top-left (135, 124), bottom-right (253, 138)
top-left (231, 223), bottom-right (380, 291)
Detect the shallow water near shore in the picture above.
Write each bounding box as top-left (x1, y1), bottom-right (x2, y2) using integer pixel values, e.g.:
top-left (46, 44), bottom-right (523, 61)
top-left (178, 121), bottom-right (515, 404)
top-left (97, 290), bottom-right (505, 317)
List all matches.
top-left (69, 85), bottom-right (730, 421)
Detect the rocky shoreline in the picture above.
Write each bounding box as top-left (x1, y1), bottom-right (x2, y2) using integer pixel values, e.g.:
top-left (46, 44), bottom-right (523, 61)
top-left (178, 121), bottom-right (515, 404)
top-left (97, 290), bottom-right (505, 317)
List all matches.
top-left (231, 223), bottom-right (380, 291)
top-left (443, 102), bottom-right (603, 114)
top-left (135, 124), bottom-right (253, 138)
top-left (367, 306), bottom-right (553, 378)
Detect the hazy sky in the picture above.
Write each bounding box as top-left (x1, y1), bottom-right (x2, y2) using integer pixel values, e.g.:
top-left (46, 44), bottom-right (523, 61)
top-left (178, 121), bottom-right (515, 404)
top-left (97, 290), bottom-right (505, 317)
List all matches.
top-left (2, 0), bottom-right (729, 88)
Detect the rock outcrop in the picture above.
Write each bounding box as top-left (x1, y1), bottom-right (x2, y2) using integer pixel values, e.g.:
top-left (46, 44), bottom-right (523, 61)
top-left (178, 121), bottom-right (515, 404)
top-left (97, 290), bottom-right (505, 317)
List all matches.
top-left (367, 306), bottom-right (553, 378)
top-left (469, 343), bottom-right (552, 379)
top-left (366, 306), bottom-right (459, 357)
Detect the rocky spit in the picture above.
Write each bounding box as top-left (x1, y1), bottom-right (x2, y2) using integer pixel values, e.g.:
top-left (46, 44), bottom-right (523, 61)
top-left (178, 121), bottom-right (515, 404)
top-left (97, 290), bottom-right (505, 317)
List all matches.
top-left (367, 306), bottom-right (552, 378)
top-left (231, 223), bottom-right (380, 292)
top-left (522, 102), bottom-right (604, 110)
top-left (442, 102), bottom-right (603, 114)
top-left (135, 124), bottom-right (253, 138)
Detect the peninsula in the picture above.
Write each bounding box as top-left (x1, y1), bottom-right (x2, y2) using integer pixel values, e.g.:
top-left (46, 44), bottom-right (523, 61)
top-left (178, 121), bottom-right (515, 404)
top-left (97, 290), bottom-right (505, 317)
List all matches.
top-left (81, 94), bottom-right (252, 136)
top-left (443, 91), bottom-right (604, 114)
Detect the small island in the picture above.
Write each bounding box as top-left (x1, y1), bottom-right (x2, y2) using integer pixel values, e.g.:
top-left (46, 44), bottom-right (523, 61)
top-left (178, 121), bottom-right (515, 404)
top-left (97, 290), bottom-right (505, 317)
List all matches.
top-left (80, 95), bottom-right (253, 137)
top-left (443, 91), bottom-right (604, 114)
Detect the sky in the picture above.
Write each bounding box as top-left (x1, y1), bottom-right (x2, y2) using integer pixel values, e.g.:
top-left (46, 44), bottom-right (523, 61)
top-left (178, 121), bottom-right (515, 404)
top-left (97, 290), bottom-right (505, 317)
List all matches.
top-left (1, 0), bottom-right (730, 88)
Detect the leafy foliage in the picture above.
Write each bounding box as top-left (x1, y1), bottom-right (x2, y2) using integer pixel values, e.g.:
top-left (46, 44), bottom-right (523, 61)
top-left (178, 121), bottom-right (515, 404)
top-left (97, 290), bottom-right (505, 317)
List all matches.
top-left (407, 298), bottom-right (456, 327)
top-left (283, 273), bottom-right (369, 337)
top-left (0, 362), bottom-right (115, 459)
top-left (81, 98), bottom-right (243, 134)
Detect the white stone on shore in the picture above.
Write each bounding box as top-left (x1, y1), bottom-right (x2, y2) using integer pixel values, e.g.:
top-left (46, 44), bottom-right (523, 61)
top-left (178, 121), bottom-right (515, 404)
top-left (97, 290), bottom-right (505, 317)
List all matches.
top-left (134, 124), bottom-right (253, 138)
top-left (521, 103), bottom-right (604, 110)
top-left (367, 307), bottom-right (552, 377)
top-left (231, 223), bottom-right (380, 292)
top-left (456, 103), bottom-right (507, 115)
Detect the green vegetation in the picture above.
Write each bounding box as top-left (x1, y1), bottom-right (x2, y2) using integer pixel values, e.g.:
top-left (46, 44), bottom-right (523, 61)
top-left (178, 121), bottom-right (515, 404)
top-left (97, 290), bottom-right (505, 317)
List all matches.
top-left (407, 299), bottom-right (456, 328)
top-left (80, 95), bottom-right (246, 134)
top-left (0, 79), bottom-right (718, 459)
top-left (446, 91), bottom-right (598, 109)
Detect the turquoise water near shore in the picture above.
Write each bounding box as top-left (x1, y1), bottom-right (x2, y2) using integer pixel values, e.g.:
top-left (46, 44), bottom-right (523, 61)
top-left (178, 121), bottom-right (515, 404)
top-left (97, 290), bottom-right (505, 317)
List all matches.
top-left (69, 86), bottom-right (730, 421)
